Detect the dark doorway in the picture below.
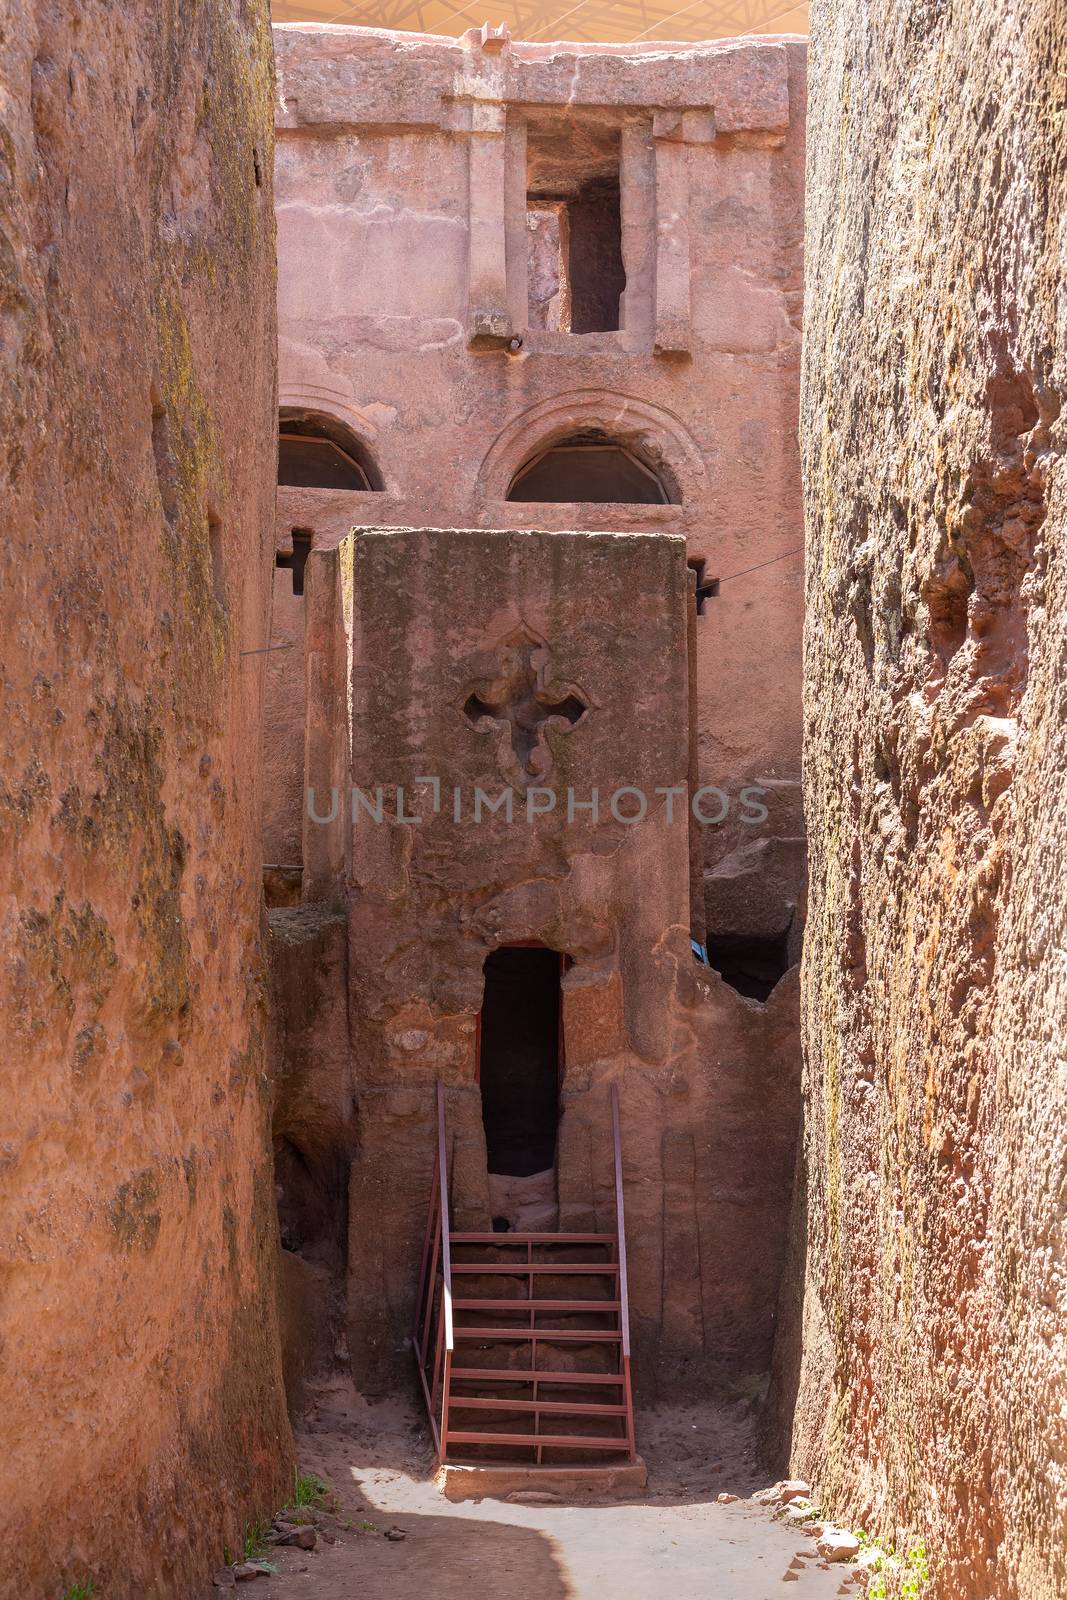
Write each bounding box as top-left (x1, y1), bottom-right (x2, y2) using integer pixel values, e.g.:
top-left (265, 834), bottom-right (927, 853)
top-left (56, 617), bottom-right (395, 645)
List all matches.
top-left (479, 946), bottom-right (561, 1177)
top-left (566, 178), bottom-right (625, 333)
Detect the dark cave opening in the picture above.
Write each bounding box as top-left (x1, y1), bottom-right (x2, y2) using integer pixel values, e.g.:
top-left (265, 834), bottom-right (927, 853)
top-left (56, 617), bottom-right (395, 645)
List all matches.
top-left (706, 929), bottom-right (791, 1002)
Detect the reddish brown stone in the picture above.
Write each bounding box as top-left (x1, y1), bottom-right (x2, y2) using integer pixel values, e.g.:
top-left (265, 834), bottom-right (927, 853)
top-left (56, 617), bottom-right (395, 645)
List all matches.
top-left (0, 2), bottom-right (291, 1594)
top-left (266, 23), bottom-right (808, 964)
top-left (788, 1), bottom-right (1067, 1594)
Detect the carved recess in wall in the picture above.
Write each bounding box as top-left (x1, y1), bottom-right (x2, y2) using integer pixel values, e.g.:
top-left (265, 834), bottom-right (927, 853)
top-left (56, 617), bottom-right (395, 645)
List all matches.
top-left (461, 626), bottom-right (588, 783)
top-left (476, 388), bottom-right (707, 510)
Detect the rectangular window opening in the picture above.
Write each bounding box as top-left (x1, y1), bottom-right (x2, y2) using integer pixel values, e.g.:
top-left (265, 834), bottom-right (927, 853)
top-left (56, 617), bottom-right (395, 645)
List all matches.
top-left (688, 557), bottom-right (719, 615)
top-left (276, 528), bottom-right (313, 597)
top-left (526, 119), bottom-right (624, 335)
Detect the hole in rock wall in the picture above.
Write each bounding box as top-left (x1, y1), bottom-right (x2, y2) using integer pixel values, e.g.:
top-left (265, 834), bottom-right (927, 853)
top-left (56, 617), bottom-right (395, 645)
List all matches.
top-left (208, 510), bottom-right (225, 607)
top-left (274, 1133), bottom-right (350, 1260)
top-left (463, 682), bottom-right (586, 773)
top-left (507, 431), bottom-right (671, 503)
top-left (276, 528), bottom-right (312, 596)
top-left (706, 928), bottom-right (791, 1002)
top-left (567, 178), bottom-right (625, 334)
top-left (278, 409), bottom-right (381, 491)
top-left (688, 557), bottom-right (719, 614)
top-left (479, 946), bottom-right (562, 1182)
top-left (526, 115), bottom-right (625, 334)
top-left (151, 401), bottom-right (179, 526)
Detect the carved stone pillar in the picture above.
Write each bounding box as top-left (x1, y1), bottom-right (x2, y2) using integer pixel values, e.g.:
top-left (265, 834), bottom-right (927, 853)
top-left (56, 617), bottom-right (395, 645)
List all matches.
top-left (652, 110), bottom-right (691, 359)
top-left (466, 97), bottom-right (511, 347)
top-left (619, 118), bottom-right (656, 343)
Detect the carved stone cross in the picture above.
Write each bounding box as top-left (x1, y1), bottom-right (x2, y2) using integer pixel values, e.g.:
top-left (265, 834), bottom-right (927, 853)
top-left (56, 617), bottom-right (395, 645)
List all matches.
top-left (463, 628), bottom-right (588, 779)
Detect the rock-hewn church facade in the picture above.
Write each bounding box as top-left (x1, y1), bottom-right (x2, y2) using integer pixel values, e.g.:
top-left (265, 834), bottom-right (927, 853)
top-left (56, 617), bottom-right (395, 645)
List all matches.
top-left (265, 23), bottom-right (808, 1408)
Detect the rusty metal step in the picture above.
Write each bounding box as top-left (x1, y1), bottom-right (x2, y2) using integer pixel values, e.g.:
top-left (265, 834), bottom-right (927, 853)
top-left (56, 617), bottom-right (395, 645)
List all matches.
top-left (448, 1396), bottom-right (629, 1416)
top-left (445, 1430), bottom-right (629, 1450)
top-left (449, 1368), bottom-right (626, 1385)
top-left (451, 1232), bottom-right (616, 1245)
top-left (450, 1262), bottom-right (619, 1275)
top-left (453, 1327), bottom-right (622, 1342)
top-left (453, 1298), bottom-right (621, 1313)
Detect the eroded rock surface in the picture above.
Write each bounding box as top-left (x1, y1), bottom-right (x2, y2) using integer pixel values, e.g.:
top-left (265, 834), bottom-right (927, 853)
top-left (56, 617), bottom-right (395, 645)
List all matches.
top-left (0, 3), bottom-right (291, 1593)
top-left (790, 2), bottom-right (1067, 1594)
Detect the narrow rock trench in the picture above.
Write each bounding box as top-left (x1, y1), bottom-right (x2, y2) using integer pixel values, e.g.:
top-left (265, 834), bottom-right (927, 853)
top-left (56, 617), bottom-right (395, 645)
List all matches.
top-left (8, 0), bottom-right (1067, 1594)
top-left (233, 1386), bottom-right (848, 1600)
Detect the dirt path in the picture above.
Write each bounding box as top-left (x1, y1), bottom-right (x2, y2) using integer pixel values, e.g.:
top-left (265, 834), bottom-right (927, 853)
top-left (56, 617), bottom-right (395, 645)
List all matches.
top-left (255, 1382), bottom-right (848, 1600)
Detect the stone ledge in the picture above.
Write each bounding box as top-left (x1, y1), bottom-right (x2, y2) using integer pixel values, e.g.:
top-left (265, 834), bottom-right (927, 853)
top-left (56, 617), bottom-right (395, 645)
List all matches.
top-left (436, 1455), bottom-right (648, 1502)
top-left (273, 28), bottom-right (791, 135)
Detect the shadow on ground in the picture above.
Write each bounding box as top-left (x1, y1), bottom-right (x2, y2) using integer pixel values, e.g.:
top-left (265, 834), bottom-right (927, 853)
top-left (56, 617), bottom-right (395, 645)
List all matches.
top-left (258, 1380), bottom-right (844, 1600)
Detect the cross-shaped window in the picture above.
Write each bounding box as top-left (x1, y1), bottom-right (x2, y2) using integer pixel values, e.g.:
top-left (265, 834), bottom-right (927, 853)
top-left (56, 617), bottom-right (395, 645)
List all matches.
top-left (276, 529), bottom-right (312, 596)
top-left (463, 631), bottom-right (588, 778)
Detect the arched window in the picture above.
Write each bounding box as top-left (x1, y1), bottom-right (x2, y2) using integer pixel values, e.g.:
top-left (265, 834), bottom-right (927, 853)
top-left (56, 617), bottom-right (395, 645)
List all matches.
top-left (506, 431), bottom-right (672, 504)
top-left (278, 409), bottom-right (381, 491)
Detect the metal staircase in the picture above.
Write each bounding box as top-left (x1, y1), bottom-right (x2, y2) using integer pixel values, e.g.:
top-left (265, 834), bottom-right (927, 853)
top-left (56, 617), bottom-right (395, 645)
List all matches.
top-left (414, 1083), bottom-right (636, 1466)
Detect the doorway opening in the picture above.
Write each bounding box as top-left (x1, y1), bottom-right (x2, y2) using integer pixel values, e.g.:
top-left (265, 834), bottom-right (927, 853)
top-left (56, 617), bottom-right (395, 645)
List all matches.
top-left (479, 945), bottom-right (563, 1231)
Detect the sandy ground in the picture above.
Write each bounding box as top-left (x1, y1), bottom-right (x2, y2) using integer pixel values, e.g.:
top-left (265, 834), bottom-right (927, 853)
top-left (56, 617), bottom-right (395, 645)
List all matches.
top-left (254, 1382), bottom-right (848, 1600)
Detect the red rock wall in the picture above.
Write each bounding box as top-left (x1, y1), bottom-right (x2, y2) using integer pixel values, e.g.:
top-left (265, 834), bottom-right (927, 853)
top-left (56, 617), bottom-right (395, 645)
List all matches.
top-left (792, 2), bottom-right (1067, 1593)
top-left (0, 3), bottom-right (292, 1594)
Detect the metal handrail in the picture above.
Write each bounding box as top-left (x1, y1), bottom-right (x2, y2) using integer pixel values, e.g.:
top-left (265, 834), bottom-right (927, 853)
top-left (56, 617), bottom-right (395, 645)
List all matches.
top-left (437, 1082), bottom-right (454, 1355)
top-left (413, 1082), bottom-right (454, 1459)
top-left (418, 1080), bottom-right (634, 1465)
top-left (436, 1083), bottom-right (454, 1461)
top-left (609, 1083), bottom-right (631, 1361)
top-left (413, 1136), bottom-right (439, 1351)
top-left (610, 1082), bottom-right (636, 1460)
